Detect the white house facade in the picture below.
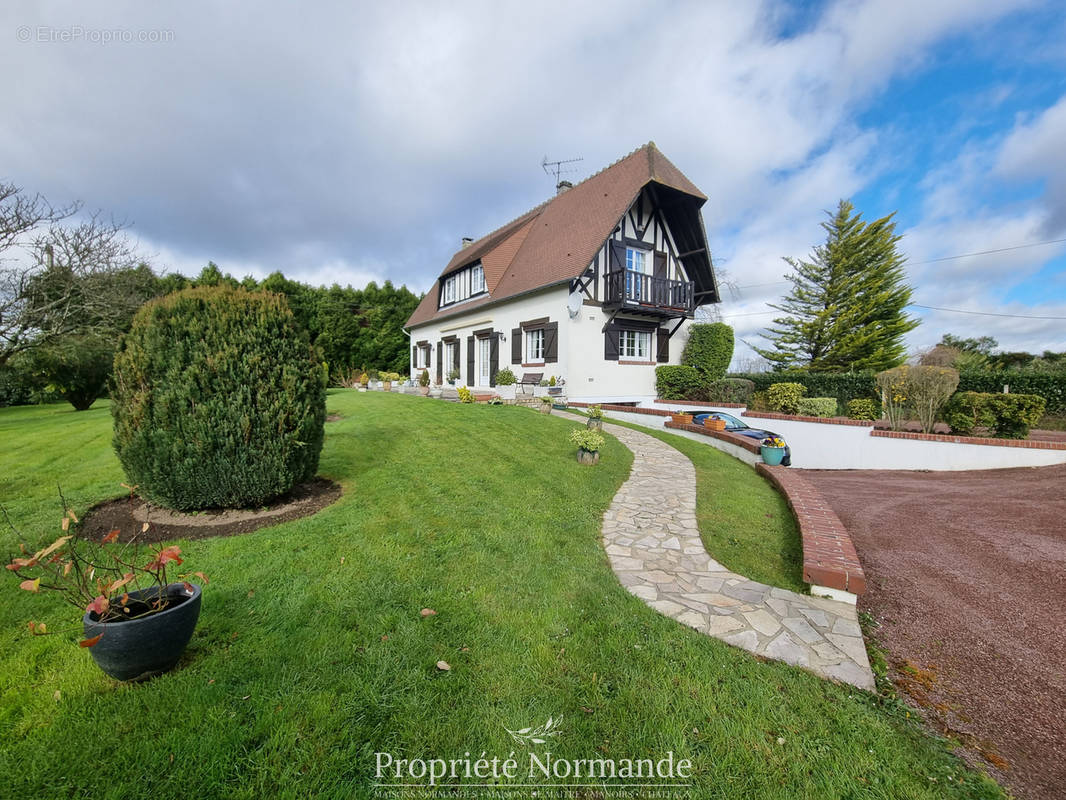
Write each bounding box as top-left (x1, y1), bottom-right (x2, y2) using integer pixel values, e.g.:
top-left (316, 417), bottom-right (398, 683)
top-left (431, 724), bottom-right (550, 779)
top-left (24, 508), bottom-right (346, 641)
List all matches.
top-left (406, 143), bottom-right (720, 402)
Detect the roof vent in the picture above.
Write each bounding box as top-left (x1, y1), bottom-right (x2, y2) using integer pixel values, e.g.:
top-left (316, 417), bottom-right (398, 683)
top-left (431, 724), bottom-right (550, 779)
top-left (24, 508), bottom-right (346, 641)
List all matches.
top-left (556, 180), bottom-right (573, 195)
top-left (461, 237), bottom-right (473, 249)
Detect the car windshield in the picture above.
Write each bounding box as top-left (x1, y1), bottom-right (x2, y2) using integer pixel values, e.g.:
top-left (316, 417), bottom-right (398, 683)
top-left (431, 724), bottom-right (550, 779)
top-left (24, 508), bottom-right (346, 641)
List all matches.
top-left (712, 412), bottom-right (746, 430)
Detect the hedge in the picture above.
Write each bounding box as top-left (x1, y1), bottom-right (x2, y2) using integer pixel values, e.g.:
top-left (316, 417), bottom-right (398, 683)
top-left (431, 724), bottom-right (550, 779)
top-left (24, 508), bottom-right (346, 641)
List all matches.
top-left (703, 378), bottom-right (755, 405)
top-left (727, 371), bottom-right (877, 406)
top-left (796, 397), bottom-right (837, 418)
top-left (655, 365), bottom-right (703, 400)
top-left (956, 372), bottom-right (1066, 415)
top-left (944, 391), bottom-right (1046, 439)
top-left (728, 369), bottom-right (1066, 417)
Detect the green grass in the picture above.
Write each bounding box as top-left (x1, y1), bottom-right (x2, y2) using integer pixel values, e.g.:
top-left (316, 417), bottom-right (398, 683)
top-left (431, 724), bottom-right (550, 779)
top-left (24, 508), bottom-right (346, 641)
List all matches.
top-left (0, 392), bottom-right (1002, 799)
top-left (578, 411), bottom-right (805, 592)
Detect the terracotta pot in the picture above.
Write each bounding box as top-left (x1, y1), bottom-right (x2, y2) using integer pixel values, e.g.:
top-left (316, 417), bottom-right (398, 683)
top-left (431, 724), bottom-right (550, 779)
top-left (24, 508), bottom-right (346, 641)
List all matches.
top-left (419, 386), bottom-right (430, 396)
top-left (539, 404), bottom-right (552, 414)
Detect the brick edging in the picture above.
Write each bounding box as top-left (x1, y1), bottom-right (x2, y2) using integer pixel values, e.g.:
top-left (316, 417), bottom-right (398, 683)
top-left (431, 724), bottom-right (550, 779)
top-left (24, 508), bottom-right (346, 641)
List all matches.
top-left (664, 420), bottom-right (762, 453)
top-left (655, 398), bottom-right (747, 409)
top-left (568, 402), bottom-right (672, 417)
top-left (756, 464), bottom-right (866, 596)
top-left (870, 429), bottom-right (1066, 450)
top-left (741, 411), bottom-right (875, 427)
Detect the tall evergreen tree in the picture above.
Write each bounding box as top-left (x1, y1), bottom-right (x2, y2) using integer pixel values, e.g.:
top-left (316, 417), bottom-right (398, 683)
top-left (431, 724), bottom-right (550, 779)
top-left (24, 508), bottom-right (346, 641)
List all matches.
top-left (756, 200), bottom-right (918, 371)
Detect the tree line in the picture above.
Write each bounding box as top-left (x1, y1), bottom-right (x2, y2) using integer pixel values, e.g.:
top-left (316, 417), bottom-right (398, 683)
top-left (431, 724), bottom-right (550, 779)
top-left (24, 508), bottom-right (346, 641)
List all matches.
top-left (0, 181), bottom-right (421, 409)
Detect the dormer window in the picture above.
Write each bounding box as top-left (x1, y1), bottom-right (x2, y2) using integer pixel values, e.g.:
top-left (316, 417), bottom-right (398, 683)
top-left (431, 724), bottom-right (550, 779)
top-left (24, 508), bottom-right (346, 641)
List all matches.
top-left (439, 261), bottom-right (488, 308)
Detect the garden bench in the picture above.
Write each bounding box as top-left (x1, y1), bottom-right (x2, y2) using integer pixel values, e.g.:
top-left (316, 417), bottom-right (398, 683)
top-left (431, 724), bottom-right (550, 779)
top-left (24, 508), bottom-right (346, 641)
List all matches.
top-left (519, 372), bottom-right (543, 394)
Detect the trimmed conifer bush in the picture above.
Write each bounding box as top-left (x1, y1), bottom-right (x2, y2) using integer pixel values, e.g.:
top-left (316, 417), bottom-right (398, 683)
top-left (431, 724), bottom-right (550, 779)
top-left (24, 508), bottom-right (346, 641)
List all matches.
top-left (681, 323), bottom-right (734, 382)
top-left (111, 287), bottom-right (326, 510)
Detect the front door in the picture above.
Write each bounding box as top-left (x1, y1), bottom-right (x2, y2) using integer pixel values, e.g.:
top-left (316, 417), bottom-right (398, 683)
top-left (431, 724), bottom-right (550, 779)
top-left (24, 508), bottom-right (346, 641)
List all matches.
top-left (478, 337), bottom-right (491, 387)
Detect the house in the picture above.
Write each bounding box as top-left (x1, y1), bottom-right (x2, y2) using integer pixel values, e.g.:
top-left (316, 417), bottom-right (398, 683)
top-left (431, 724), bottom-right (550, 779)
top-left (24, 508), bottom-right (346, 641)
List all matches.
top-left (405, 142), bottom-right (719, 402)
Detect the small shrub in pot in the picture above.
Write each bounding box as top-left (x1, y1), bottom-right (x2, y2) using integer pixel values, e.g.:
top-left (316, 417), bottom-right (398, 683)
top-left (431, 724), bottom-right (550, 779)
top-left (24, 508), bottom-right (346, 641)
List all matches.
top-left (569, 428), bottom-right (605, 465)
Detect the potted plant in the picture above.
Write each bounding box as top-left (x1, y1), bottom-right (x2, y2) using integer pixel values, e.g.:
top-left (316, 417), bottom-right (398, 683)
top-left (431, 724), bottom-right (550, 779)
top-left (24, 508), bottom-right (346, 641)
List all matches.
top-left (704, 415), bottom-right (727, 431)
top-left (547, 376), bottom-right (563, 396)
top-left (569, 428), bottom-right (605, 465)
top-left (382, 371), bottom-right (394, 392)
top-left (447, 368), bottom-right (461, 386)
top-left (671, 410), bottom-right (694, 425)
top-left (760, 436), bottom-right (787, 466)
top-left (6, 508), bottom-right (207, 681)
top-left (539, 396), bottom-right (553, 414)
top-left (586, 404), bottom-right (604, 431)
top-left (358, 372), bottom-right (369, 392)
top-left (494, 367), bottom-right (517, 400)
top-left (418, 369), bottom-right (431, 396)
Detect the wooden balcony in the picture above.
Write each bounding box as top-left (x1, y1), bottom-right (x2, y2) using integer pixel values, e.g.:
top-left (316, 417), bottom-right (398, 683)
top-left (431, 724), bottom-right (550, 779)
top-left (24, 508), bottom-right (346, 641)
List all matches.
top-left (604, 269), bottom-right (694, 316)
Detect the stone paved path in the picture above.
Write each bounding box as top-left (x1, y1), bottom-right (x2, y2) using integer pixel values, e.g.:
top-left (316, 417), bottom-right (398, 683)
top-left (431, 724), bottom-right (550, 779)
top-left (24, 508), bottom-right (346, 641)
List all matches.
top-left (564, 413), bottom-right (874, 690)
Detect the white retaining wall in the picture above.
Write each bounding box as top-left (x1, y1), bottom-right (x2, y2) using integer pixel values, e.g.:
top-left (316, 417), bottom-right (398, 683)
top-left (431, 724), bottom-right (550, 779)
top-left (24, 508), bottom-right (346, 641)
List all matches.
top-left (636, 402), bottom-right (1066, 471)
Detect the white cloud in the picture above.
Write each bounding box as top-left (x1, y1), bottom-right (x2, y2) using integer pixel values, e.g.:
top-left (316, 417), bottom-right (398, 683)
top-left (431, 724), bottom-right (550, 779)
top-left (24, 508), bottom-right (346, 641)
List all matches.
top-left (3, 0), bottom-right (1059, 363)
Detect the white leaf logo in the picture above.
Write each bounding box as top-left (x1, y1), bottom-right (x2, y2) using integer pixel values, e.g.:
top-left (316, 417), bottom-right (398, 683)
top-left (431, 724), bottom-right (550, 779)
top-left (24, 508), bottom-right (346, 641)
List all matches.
top-left (505, 716), bottom-right (562, 748)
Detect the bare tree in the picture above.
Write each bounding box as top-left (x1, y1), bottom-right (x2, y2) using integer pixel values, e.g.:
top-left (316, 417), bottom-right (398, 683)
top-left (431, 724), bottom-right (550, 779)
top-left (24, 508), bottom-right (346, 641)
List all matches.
top-left (0, 182), bottom-right (146, 366)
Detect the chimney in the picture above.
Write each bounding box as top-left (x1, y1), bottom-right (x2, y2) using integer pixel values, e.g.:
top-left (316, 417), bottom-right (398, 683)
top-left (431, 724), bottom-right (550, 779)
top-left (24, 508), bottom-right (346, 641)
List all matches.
top-left (461, 237), bottom-right (473, 249)
top-left (556, 180), bottom-right (573, 195)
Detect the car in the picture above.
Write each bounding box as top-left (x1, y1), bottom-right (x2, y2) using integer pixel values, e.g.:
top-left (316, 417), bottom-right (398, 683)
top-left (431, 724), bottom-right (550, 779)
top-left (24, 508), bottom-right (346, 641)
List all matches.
top-left (690, 411), bottom-right (792, 467)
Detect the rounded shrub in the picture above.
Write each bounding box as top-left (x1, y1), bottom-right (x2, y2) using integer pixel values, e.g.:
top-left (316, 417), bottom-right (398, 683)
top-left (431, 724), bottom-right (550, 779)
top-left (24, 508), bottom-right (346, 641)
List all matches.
top-left (767, 382), bottom-right (806, 414)
top-left (111, 287), bottom-right (326, 510)
top-left (846, 398), bottom-right (878, 420)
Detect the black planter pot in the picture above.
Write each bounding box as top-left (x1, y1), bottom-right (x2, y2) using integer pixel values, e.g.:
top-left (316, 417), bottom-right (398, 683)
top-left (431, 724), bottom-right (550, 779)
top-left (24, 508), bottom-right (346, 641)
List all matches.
top-left (82, 583), bottom-right (202, 681)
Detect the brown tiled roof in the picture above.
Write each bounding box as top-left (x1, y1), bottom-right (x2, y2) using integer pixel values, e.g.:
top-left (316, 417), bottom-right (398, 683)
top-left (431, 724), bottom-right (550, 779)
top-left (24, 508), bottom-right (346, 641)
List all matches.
top-left (407, 143), bottom-right (708, 328)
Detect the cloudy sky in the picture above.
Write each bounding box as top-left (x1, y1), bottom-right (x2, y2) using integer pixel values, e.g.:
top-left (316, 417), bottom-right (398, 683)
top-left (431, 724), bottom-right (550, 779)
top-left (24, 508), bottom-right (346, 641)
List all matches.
top-left (4, 0), bottom-right (1065, 366)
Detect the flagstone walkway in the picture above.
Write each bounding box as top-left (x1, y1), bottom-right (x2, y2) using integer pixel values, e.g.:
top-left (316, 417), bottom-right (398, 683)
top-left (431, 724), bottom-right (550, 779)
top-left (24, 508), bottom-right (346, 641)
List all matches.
top-left (561, 413), bottom-right (874, 690)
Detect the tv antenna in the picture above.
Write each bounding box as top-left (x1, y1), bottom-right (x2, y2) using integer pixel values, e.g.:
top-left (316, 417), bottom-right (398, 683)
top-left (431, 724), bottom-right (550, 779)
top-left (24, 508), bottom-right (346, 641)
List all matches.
top-left (541, 155), bottom-right (583, 184)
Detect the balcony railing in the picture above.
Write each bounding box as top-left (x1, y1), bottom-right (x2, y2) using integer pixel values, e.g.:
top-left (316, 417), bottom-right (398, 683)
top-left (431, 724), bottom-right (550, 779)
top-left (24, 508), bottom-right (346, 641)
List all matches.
top-left (604, 269), bottom-right (694, 314)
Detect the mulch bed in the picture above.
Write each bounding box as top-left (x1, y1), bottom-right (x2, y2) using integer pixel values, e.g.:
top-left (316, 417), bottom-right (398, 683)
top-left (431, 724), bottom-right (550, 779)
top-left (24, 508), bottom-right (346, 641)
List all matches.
top-left (79, 478), bottom-right (342, 543)
top-left (801, 464), bottom-right (1066, 800)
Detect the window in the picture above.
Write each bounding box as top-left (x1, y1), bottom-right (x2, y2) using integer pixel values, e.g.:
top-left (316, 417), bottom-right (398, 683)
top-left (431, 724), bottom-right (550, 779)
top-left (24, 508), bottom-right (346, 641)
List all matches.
top-left (620, 330), bottom-right (651, 360)
top-left (625, 247), bottom-right (647, 273)
top-left (625, 247), bottom-right (650, 301)
top-left (415, 344), bottom-right (429, 369)
top-left (439, 262), bottom-right (486, 308)
top-left (526, 328), bottom-right (545, 362)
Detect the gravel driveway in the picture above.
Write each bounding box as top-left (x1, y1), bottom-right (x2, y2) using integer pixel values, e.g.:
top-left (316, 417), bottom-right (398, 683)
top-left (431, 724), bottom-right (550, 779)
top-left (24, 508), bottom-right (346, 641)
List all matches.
top-left (801, 464), bottom-right (1066, 800)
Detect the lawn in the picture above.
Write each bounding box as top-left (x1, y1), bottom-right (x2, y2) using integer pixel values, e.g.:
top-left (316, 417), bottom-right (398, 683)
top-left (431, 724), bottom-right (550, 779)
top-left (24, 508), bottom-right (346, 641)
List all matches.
top-left (0, 392), bottom-right (1002, 798)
